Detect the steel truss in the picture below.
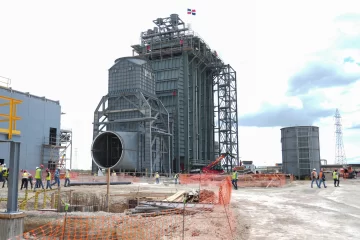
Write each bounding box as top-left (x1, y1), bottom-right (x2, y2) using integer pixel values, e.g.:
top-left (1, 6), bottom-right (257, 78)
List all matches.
top-left (213, 65), bottom-right (239, 170)
top-left (92, 90), bottom-right (171, 175)
top-left (42, 129), bottom-right (72, 170)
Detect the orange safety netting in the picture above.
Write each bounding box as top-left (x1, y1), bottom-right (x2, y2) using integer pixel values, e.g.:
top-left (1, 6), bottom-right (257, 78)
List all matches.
top-left (180, 173), bottom-right (291, 188)
top-left (16, 210), bottom-right (183, 240)
top-left (15, 207), bottom-right (235, 239)
top-left (11, 177), bottom-right (235, 239)
top-left (239, 173), bottom-right (288, 187)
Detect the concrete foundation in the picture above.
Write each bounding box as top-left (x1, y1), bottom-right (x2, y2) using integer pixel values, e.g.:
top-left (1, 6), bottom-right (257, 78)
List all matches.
top-left (0, 212), bottom-right (26, 240)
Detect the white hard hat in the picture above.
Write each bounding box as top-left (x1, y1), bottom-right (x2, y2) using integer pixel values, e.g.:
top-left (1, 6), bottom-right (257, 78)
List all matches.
top-left (36, 166), bottom-right (39, 169)
top-left (313, 168), bottom-right (316, 171)
top-left (3, 164), bottom-right (6, 166)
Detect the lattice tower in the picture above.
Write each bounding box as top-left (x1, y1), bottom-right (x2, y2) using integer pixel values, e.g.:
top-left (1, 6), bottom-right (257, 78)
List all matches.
top-left (334, 108), bottom-right (346, 165)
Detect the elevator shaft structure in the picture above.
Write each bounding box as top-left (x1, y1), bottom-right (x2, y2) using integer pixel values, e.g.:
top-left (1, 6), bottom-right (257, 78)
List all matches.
top-left (131, 14), bottom-right (239, 172)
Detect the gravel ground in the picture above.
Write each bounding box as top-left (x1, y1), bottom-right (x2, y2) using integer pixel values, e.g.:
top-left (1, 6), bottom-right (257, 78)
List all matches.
top-left (232, 178), bottom-right (360, 240)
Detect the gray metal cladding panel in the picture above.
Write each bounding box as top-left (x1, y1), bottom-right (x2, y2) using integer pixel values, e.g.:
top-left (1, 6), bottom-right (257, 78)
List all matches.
top-left (0, 88), bottom-right (61, 170)
top-left (109, 58), bottom-right (155, 95)
top-left (152, 57), bottom-right (182, 70)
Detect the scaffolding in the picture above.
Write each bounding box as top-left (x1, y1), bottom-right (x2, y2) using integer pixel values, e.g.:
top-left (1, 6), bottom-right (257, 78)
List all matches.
top-left (131, 14), bottom-right (239, 172)
top-left (42, 129), bottom-right (72, 170)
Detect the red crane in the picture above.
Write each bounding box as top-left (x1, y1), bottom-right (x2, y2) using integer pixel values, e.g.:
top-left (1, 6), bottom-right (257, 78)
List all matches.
top-left (190, 152), bottom-right (236, 174)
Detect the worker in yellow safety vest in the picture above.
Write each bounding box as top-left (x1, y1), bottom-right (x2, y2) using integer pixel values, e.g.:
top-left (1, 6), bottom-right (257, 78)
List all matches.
top-left (231, 169), bottom-right (238, 190)
top-left (64, 169), bottom-right (71, 187)
top-left (174, 173), bottom-right (179, 184)
top-left (155, 172), bottom-right (160, 184)
top-left (2, 165), bottom-right (9, 188)
top-left (34, 165), bottom-right (45, 191)
top-left (0, 163), bottom-right (3, 182)
top-left (333, 169), bottom-right (340, 187)
top-left (21, 170), bottom-right (29, 190)
top-left (45, 168), bottom-right (52, 190)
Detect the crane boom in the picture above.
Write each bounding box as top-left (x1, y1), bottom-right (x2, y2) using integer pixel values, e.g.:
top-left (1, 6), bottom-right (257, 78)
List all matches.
top-left (202, 152), bottom-right (235, 173)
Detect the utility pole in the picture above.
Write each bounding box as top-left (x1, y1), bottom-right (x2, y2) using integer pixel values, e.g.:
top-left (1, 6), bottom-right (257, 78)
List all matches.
top-left (334, 109), bottom-right (346, 165)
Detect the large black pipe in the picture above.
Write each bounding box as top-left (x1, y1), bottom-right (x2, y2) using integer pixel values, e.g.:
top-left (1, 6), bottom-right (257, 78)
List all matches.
top-left (70, 182), bottom-right (132, 186)
top-left (91, 131), bottom-right (138, 170)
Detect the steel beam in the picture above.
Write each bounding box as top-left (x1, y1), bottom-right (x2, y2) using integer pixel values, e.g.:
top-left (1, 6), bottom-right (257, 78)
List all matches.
top-left (7, 141), bottom-right (20, 213)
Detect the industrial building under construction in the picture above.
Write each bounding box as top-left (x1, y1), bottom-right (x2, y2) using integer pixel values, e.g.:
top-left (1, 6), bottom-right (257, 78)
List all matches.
top-left (91, 14), bottom-right (239, 175)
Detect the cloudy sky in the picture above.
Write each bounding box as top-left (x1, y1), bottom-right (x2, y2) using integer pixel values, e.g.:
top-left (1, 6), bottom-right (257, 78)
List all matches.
top-left (0, 0), bottom-right (359, 169)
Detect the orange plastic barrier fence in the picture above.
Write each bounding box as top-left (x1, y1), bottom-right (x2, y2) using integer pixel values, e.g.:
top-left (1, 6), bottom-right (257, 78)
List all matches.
top-left (180, 173), bottom-right (290, 188)
top-left (16, 210), bottom-right (182, 240)
top-left (12, 177), bottom-right (235, 239)
top-left (218, 176), bottom-right (232, 205)
top-left (15, 208), bottom-right (235, 239)
top-left (238, 174), bottom-right (288, 187)
top-left (179, 173), bottom-right (228, 185)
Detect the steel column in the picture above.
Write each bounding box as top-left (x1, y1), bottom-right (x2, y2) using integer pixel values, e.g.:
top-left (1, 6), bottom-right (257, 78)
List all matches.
top-left (7, 141), bottom-right (21, 213)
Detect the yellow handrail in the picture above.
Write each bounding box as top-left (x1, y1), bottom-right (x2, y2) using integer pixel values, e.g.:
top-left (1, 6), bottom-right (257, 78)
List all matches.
top-left (0, 96), bottom-right (22, 139)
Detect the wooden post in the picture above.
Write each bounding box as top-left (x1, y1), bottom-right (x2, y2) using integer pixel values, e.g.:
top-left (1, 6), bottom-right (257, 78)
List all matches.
top-left (107, 168), bottom-right (110, 212)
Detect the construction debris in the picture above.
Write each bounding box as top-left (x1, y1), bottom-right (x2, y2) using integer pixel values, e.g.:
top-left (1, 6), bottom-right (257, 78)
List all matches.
top-left (162, 189), bottom-right (200, 203)
top-left (199, 190), bottom-right (216, 203)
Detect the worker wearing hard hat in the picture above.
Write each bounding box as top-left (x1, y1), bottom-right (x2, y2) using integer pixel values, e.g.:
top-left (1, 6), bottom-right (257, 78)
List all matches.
top-left (21, 170), bottom-right (29, 190)
top-left (28, 172), bottom-right (34, 189)
top-left (51, 168), bottom-right (60, 188)
top-left (45, 168), bottom-right (52, 190)
top-left (311, 168), bottom-right (320, 188)
top-left (155, 172), bottom-right (160, 184)
top-left (232, 169), bottom-right (238, 190)
top-left (0, 163), bottom-right (3, 182)
top-left (318, 169), bottom-right (327, 188)
top-left (64, 169), bottom-right (71, 187)
top-left (34, 165), bottom-right (45, 191)
top-left (2, 165), bottom-right (9, 188)
top-left (333, 169), bottom-right (340, 187)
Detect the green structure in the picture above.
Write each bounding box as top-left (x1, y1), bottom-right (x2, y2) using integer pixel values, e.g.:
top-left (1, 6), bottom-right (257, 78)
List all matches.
top-left (131, 14), bottom-right (239, 172)
top-left (92, 14), bottom-right (238, 174)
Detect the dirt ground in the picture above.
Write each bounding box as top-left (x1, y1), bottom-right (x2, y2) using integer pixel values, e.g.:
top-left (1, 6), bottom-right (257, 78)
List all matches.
top-left (3, 178), bottom-right (359, 239)
top-left (231, 178), bottom-right (360, 240)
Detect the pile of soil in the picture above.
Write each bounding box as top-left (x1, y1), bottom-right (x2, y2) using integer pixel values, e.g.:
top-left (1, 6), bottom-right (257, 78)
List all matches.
top-left (199, 190), bottom-right (216, 203)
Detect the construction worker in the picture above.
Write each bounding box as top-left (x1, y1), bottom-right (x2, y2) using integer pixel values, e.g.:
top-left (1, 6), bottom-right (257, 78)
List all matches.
top-left (0, 163), bottom-right (3, 182)
top-left (51, 168), bottom-right (60, 187)
top-left (21, 170), bottom-right (29, 190)
top-left (318, 168), bottom-right (327, 188)
top-left (174, 173), bottom-right (179, 184)
top-left (28, 172), bottom-right (33, 189)
top-left (311, 168), bottom-right (320, 188)
top-left (2, 166), bottom-right (9, 188)
top-left (45, 168), bottom-right (52, 190)
top-left (64, 169), bottom-right (71, 187)
top-left (34, 165), bottom-right (45, 191)
top-left (333, 169), bottom-right (340, 187)
top-left (232, 169), bottom-right (238, 190)
top-left (155, 172), bottom-right (160, 184)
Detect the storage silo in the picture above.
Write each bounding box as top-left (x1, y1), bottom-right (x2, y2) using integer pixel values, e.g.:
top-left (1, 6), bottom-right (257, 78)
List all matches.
top-left (281, 126), bottom-right (321, 179)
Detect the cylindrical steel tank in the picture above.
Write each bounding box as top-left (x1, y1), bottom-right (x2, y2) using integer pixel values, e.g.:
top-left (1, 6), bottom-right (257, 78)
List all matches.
top-left (281, 126), bottom-right (321, 178)
top-left (91, 131), bottom-right (138, 170)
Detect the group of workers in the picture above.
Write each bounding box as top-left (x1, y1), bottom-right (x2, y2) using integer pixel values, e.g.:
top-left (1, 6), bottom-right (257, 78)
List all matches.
top-left (0, 163), bottom-right (71, 190)
top-left (310, 168), bottom-right (341, 188)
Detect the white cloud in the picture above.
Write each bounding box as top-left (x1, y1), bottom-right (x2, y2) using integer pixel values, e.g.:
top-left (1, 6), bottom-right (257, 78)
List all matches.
top-left (1, 0), bottom-right (360, 170)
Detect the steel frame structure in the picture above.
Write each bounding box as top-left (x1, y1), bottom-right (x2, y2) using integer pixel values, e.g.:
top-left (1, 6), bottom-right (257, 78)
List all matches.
top-left (92, 90), bottom-right (170, 175)
top-left (131, 14), bottom-right (239, 172)
top-left (334, 109), bottom-right (346, 165)
top-left (213, 65), bottom-right (239, 170)
top-left (42, 129), bottom-right (72, 170)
